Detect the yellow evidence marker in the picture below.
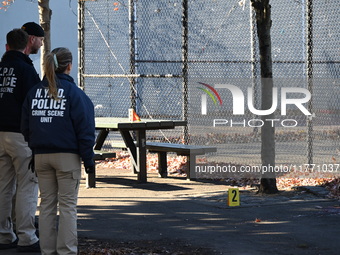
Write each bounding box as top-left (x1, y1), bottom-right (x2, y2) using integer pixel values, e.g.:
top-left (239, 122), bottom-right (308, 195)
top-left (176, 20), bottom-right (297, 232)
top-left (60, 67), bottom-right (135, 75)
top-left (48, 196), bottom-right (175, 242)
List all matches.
top-left (228, 188), bottom-right (240, 206)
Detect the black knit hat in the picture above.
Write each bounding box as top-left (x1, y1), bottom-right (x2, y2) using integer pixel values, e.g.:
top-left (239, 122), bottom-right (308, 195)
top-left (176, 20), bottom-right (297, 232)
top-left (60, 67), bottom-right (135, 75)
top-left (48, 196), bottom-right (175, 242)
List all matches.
top-left (21, 22), bottom-right (44, 37)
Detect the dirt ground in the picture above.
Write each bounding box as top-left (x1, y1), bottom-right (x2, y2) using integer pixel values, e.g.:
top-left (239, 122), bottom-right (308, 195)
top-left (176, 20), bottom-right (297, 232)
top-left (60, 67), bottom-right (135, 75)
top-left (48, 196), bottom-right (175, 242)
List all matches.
top-left (78, 237), bottom-right (217, 254)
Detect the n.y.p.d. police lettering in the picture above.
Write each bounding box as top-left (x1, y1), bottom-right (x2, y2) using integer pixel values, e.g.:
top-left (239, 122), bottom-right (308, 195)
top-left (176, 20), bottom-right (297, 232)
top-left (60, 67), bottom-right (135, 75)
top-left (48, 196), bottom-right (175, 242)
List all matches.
top-left (31, 88), bottom-right (67, 123)
top-left (0, 67), bottom-right (16, 98)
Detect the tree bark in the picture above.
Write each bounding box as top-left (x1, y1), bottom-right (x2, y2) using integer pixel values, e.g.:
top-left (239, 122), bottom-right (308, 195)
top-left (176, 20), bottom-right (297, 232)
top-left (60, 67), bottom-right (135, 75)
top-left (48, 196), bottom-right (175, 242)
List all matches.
top-left (38, 0), bottom-right (51, 77)
top-left (251, 0), bottom-right (278, 194)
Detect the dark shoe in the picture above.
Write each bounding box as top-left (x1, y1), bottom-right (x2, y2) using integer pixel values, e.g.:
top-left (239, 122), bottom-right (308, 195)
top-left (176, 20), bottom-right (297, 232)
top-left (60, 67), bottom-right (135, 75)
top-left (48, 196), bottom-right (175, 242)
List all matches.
top-left (17, 241), bottom-right (40, 253)
top-left (0, 238), bottom-right (18, 250)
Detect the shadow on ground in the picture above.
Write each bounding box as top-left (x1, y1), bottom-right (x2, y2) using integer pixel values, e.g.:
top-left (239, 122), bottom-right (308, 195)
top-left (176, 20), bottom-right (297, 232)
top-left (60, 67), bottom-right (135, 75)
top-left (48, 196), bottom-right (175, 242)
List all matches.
top-left (76, 169), bottom-right (340, 255)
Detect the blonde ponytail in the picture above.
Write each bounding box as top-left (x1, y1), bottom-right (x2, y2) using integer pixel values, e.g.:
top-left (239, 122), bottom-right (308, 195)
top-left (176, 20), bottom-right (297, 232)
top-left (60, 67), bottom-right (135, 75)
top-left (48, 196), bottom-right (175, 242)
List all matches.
top-left (43, 47), bottom-right (73, 100)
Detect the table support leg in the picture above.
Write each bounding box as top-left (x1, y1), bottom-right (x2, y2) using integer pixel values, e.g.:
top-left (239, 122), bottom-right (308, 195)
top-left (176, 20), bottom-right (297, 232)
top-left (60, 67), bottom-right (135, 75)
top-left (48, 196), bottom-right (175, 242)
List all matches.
top-left (136, 130), bottom-right (147, 183)
top-left (94, 129), bottom-right (109, 150)
top-left (187, 153), bottom-right (197, 180)
top-left (120, 129), bottom-right (147, 183)
top-left (158, 152), bottom-right (168, 178)
top-left (120, 130), bottom-right (138, 173)
top-left (86, 165), bottom-right (96, 188)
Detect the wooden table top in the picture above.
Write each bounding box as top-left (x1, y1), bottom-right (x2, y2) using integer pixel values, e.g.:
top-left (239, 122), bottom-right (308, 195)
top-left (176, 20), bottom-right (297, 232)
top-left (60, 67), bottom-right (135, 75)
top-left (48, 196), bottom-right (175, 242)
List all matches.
top-left (95, 117), bottom-right (187, 130)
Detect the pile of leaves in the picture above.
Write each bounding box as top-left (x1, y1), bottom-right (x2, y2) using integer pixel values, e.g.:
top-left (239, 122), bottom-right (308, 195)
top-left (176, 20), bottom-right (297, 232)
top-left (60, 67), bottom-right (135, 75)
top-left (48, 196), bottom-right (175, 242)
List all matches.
top-left (98, 151), bottom-right (188, 177)
top-left (78, 238), bottom-right (215, 255)
top-left (323, 178), bottom-right (340, 199)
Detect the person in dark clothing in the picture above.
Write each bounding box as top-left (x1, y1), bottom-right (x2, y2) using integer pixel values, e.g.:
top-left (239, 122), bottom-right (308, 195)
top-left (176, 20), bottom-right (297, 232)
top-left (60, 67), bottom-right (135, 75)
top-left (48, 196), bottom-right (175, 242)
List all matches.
top-left (8, 23), bottom-right (45, 239)
top-left (21, 47), bottom-right (95, 255)
top-left (0, 29), bottom-right (41, 252)
top-left (21, 22), bottom-right (44, 55)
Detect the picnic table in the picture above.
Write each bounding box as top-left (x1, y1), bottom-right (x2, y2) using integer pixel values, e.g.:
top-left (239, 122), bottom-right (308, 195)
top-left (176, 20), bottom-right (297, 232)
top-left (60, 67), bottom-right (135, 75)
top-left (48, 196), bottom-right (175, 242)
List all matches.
top-left (91, 117), bottom-right (187, 186)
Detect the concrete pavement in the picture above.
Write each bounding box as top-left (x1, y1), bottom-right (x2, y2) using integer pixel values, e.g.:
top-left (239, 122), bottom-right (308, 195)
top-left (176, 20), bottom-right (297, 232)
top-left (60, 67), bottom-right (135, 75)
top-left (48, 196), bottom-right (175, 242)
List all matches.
top-left (76, 168), bottom-right (340, 255)
top-left (4, 167), bottom-right (340, 254)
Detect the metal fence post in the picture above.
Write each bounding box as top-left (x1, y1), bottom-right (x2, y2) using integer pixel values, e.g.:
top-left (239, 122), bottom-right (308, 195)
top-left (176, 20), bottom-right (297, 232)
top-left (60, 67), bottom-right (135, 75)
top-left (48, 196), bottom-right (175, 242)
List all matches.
top-left (306, 0), bottom-right (313, 165)
top-left (182, 0), bottom-right (189, 144)
top-left (78, 0), bottom-right (85, 89)
top-left (129, 0), bottom-right (137, 110)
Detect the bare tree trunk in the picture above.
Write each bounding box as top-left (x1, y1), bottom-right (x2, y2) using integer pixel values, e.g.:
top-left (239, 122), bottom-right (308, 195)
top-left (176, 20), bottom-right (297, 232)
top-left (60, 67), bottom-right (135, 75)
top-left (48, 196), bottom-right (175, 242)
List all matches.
top-left (251, 0), bottom-right (278, 194)
top-left (38, 0), bottom-right (51, 77)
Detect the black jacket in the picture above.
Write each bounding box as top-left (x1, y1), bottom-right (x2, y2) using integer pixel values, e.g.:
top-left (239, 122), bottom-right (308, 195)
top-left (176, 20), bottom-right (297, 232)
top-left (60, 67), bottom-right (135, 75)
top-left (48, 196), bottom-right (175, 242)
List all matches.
top-left (0, 50), bottom-right (40, 132)
top-left (21, 73), bottom-right (95, 167)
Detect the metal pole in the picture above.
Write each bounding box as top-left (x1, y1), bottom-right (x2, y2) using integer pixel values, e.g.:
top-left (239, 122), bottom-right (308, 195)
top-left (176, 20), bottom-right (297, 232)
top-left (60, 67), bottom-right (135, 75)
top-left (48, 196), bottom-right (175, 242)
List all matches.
top-left (182, 0), bottom-right (189, 144)
top-left (78, 0), bottom-right (85, 89)
top-left (306, 0), bottom-right (313, 165)
top-left (129, 0), bottom-right (136, 110)
top-left (250, 4), bottom-right (257, 83)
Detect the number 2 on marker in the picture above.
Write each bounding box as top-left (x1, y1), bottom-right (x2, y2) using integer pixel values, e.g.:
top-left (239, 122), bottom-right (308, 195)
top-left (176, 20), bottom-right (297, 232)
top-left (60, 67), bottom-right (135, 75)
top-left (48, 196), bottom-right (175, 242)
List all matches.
top-left (228, 188), bottom-right (240, 206)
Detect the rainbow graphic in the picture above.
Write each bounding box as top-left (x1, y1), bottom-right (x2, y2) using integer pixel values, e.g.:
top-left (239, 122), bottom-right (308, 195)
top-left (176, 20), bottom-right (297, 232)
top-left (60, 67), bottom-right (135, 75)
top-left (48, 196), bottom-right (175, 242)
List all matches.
top-left (197, 82), bottom-right (223, 106)
top-left (197, 82), bottom-right (223, 115)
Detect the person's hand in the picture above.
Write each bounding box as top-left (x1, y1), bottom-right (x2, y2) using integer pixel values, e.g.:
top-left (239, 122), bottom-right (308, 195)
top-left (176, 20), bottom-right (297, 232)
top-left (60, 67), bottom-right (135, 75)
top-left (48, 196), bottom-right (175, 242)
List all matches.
top-left (85, 165), bottom-right (95, 174)
top-left (84, 161), bottom-right (95, 174)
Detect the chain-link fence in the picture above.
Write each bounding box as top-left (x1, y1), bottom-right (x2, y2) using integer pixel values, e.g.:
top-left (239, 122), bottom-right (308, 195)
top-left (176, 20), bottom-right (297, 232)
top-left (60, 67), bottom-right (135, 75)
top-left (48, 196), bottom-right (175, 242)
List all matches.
top-left (78, 0), bottom-right (340, 169)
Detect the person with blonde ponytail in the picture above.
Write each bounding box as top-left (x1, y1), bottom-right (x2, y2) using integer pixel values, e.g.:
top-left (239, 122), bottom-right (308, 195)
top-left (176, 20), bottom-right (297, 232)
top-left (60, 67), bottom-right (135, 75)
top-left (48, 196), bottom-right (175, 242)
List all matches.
top-left (21, 47), bottom-right (95, 255)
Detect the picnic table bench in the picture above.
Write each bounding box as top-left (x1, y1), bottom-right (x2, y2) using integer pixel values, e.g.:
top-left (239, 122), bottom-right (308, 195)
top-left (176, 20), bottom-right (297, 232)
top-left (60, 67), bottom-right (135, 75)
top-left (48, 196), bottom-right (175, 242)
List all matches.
top-left (93, 149), bottom-right (116, 160)
top-left (146, 142), bottom-right (217, 180)
top-left (87, 141), bottom-right (217, 187)
top-left (112, 141), bottom-right (217, 180)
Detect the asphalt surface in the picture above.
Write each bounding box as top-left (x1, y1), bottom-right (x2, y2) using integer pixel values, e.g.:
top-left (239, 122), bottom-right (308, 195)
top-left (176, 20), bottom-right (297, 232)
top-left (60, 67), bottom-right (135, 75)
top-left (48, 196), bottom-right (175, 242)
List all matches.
top-left (4, 167), bottom-right (340, 255)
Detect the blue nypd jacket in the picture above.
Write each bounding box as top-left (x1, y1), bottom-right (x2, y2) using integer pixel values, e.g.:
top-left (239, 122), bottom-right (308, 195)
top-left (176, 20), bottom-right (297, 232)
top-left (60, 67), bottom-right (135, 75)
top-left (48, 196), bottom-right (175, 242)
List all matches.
top-left (0, 50), bottom-right (41, 132)
top-left (21, 73), bottom-right (95, 167)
